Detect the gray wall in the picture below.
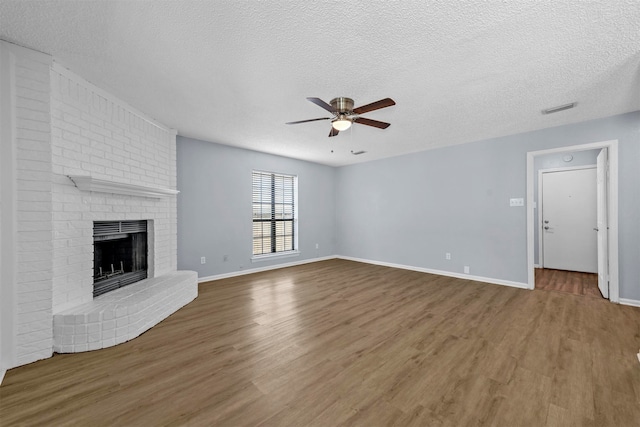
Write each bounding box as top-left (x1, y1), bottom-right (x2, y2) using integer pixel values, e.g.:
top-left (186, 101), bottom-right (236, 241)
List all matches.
top-left (336, 111), bottom-right (640, 300)
top-left (177, 136), bottom-right (336, 277)
top-left (177, 111), bottom-right (639, 300)
top-left (533, 149), bottom-right (600, 265)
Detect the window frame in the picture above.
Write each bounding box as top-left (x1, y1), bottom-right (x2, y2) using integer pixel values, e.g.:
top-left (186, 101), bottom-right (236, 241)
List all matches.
top-left (251, 170), bottom-right (299, 261)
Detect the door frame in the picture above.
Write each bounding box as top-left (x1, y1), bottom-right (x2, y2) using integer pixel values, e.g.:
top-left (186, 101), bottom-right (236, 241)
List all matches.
top-left (537, 164), bottom-right (596, 270)
top-left (526, 140), bottom-right (619, 302)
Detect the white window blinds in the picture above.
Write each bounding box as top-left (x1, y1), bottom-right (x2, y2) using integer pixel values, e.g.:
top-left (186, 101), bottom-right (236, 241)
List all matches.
top-left (252, 171), bottom-right (297, 256)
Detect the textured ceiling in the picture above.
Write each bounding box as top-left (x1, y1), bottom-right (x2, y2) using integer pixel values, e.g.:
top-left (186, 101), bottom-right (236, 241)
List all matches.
top-left (1, 1), bottom-right (639, 166)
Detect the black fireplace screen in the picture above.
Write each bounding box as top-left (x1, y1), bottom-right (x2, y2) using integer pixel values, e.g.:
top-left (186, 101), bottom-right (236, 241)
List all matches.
top-left (93, 220), bottom-right (148, 297)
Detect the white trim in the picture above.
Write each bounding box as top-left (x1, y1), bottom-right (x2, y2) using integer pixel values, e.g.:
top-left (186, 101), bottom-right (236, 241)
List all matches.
top-left (526, 140), bottom-right (619, 302)
top-left (537, 164), bottom-right (596, 268)
top-left (527, 153), bottom-right (536, 288)
top-left (608, 143), bottom-right (620, 303)
top-left (337, 256), bottom-right (530, 289)
top-left (251, 250), bottom-right (300, 263)
top-left (200, 254), bottom-right (530, 289)
top-left (51, 62), bottom-right (175, 134)
top-left (199, 256), bottom-right (335, 283)
top-left (68, 175), bottom-right (179, 199)
top-left (0, 369), bottom-right (5, 385)
top-left (619, 298), bottom-right (640, 308)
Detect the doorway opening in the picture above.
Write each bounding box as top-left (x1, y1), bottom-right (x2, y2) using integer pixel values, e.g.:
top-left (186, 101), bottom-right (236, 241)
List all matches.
top-left (536, 159), bottom-right (600, 298)
top-left (526, 140), bottom-right (619, 302)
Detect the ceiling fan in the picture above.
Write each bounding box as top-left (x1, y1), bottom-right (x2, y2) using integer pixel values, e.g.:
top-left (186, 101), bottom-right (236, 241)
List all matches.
top-left (286, 97), bottom-right (396, 137)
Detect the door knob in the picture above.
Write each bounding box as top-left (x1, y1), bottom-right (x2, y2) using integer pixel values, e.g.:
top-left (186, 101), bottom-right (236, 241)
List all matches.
top-left (593, 227), bottom-right (599, 231)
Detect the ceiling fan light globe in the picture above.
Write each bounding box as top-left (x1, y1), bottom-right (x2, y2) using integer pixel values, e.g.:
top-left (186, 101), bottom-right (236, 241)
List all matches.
top-left (332, 119), bottom-right (352, 131)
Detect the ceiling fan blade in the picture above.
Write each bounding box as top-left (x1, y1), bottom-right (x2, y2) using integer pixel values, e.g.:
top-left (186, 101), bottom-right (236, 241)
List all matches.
top-left (353, 98), bottom-right (396, 114)
top-left (286, 117), bottom-right (331, 125)
top-left (329, 127), bottom-right (339, 137)
top-left (307, 97), bottom-right (337, 113)
top-left (354, 117), bottom-right (391, 129)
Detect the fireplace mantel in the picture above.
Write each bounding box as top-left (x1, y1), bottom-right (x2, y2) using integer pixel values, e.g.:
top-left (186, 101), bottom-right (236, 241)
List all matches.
top-left (68, 175), bottom-right (179, 199)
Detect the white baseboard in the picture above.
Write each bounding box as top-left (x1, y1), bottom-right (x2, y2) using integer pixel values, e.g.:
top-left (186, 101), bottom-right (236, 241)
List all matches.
top-left (198, 256), bottom-right (337, 283)
top-left (199, 254), bottom-right (530, 290)
top-left (619, 298), bottom-right (640, 308)
top-left (0, 369), bottom-right (5, 386)
top-left (336, 256), bottom-right (530, 290)
top-left (194, 256), bottom-right (636, 301)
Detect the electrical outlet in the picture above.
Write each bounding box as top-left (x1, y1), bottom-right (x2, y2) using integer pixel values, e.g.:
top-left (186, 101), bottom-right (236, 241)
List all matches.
top-left (445, 253), bottom-right (451, 260)
top-left (200, 257), bottom-right (206, 264)
top-left (315, 243), bottom-right (319, 249)
top-left (464, 266), bottom-right (470, 274)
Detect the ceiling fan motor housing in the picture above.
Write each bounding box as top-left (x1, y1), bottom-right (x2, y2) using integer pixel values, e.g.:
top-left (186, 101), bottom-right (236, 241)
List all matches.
top-left (330, 97), bottom-right (354, 114)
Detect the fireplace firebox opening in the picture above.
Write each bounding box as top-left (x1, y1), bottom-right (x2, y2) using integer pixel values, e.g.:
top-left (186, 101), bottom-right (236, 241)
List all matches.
top-left (93, 220), bottom-right (148, 297)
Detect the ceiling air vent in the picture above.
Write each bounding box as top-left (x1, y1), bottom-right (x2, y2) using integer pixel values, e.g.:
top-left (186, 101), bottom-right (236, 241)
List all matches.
top-left (351, 150), bottom-right (366, 155)
top-left (542, 102), bottom-right (576, 115)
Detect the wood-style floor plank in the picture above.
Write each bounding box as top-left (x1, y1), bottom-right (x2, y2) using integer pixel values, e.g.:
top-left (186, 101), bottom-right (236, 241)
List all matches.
top-left (536, 267), bottom-right (602, 298)
top-left (1, 259), bottom-right (639, 426)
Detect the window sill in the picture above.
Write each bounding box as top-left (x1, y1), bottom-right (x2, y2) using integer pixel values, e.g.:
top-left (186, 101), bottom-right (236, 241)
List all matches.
top-left (251, 251), bottom-right (300, 263)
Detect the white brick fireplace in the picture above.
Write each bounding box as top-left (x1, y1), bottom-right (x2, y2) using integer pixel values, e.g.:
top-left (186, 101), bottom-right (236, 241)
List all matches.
top-left (49, 63), bottom-right (180, 312)
top-left (0, 41), bottom-right (196, 374)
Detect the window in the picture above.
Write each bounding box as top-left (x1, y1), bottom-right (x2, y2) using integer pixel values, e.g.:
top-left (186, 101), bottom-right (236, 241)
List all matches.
top-left (252, 171), bottom-right (297, 257)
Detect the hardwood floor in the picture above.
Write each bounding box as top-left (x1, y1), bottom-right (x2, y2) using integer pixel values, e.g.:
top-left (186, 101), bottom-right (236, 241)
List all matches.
top-left (535, 268), bottom-right (603, 298)
top-left (1, 259), bottom-right (639, 426)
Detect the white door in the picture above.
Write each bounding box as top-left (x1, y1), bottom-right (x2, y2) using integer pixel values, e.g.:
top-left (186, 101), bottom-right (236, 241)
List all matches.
top-left (542, 168), bottom-right (597, 273)
top-left (596, 148), bottom-right (609, 297)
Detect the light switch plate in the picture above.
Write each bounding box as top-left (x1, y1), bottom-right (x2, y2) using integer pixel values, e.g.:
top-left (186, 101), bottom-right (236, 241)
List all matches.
top-left (510, 198), bottom-right (524, 207)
